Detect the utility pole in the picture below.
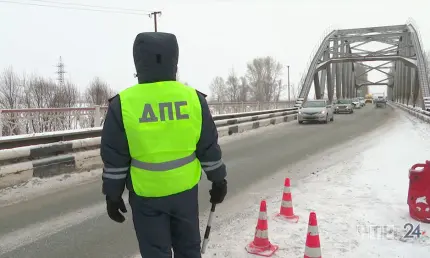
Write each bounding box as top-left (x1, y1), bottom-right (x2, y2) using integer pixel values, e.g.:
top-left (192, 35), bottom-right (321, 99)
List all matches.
top-left (149, 11), bottom-right (162, 32)
top-left (287, 65), bottom-right (290, 102)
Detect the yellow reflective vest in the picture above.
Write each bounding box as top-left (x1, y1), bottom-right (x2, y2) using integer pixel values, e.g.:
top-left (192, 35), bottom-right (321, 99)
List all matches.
top-left (119, 81), bottom-right (202, 197)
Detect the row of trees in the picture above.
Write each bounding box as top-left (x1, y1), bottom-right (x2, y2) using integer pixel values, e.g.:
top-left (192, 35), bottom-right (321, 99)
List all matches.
top-left (209, 56), bottom-right (373, 102)
top-left (0, 66), bottom-right (115, 110)
top-left (209, 56), bottom-right (291, 103)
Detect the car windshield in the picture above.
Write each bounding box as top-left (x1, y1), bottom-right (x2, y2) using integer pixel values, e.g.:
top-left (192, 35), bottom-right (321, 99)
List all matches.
top-left (336, 99), bottom-right (352, 104)
top-left (302, 101), bottom-right (326, 108)
top-left (353, 99), bottom-right (359, 102)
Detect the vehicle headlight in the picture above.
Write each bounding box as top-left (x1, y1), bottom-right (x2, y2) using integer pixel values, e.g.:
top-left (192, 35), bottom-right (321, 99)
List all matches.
top-left (298, 111), bottom-right (302, 114)
top-left (321, 110), bottom-right (326, 114)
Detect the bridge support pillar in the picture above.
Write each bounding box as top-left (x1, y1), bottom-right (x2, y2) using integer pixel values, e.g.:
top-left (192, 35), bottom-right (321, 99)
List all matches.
top-left (346, 43), bottom-right (354, 98)
top-left (394, 60), bottom-right (400, 102)
top-left (319, 47), bottom-right (329, 98)
top-left (326, 63), bottom-right (334, 103)
top-left (341, 42), bottom-right (347, 98)
top-left (313, 72), bottom-right (322, 99)
top-left (333, 39), bottom-right (342, 100)
top-left (412, 70), bottom-right (420, 107)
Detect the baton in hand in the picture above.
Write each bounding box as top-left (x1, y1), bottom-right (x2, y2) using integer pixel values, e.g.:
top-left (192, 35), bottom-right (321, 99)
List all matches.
top-left (201, 203), bottom-right (216, 254)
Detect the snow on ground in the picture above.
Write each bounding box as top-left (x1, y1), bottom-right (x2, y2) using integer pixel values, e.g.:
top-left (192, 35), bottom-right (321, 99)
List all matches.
top-left (0, 169), bottom-right (102, 207)
top-left (199, 109), bottom-right (430, 258)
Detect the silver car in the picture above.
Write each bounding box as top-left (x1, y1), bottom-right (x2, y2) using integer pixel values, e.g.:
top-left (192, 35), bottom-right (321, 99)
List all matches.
top-left (297, 100), bottom-right (334, 124)
top-left (334, 99), bottom-right (354, 114)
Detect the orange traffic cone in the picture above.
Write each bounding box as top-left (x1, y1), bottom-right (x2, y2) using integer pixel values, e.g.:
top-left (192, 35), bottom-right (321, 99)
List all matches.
top-left (304, 212), bottom-right (322, 258)
top-left (274, 178), bottom-right (299, 223)
top-left (245, 200), bottom-right (279, 257)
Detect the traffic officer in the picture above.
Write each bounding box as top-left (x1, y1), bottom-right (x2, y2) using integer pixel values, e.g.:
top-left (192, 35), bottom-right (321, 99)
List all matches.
top-left (100, 32), bottom-right (228, 258)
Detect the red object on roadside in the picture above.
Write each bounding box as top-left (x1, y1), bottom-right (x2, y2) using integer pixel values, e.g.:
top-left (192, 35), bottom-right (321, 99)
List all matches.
top-left (304, 212), bottom-right (322, 258)
top-left (274, 178), bottom-right (299, 223)
top-left (245, 200), bottom-right (278, 257)
top-left (408, 161), bottom-right (430, 223)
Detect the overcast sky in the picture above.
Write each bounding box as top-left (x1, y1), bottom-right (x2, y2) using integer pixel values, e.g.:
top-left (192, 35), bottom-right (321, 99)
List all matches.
top-left (1, 0), bottom-right (429, 98)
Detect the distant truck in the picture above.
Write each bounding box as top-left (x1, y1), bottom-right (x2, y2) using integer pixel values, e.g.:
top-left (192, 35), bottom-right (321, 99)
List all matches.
top-left (365, 94), bottom-right (373, 104)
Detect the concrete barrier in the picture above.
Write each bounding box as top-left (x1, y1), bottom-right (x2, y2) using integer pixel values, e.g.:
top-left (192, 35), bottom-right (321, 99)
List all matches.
top-left (0, 108), bottom-right (296, 149)
top-left (0, 111), bottom-right (297, 189)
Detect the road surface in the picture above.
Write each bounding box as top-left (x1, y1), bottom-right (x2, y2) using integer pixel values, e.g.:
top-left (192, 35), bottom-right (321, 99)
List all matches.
top-left (0, 105), bottom-right (394, 258)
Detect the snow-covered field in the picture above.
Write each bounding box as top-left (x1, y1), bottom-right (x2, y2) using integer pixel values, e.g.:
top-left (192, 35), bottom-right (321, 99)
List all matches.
top-left (195, 109), bottom-right (430, 257)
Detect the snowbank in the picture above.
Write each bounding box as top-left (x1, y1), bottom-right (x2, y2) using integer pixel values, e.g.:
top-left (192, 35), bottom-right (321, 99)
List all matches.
top-left (0, 169), bottom-right (101, 207)
top-left (201, 110), bottom-right (430, 257)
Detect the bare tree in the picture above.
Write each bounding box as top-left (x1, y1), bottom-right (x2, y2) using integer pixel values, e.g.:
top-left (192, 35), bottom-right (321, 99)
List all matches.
top-left (246, 56), bottom-right (283, 102)
top-left (209, 76), bottom-right (227, 102)
top-left (238, 76), bottom-right (249, 102)
top-left (290, 83), bottom-right (298, 99)
top-left (273, 80), bottom-right (283, 101)
top-left (24, 76), bottom-right (58, 108)
top-left (0, 66), bottom-right (22, 109)
top-left (85, 77), bottom-right (114, 106)
top-left (55, 81), bottom-right (79, 107)
top-left (225, 69), bottom-right (241, 102)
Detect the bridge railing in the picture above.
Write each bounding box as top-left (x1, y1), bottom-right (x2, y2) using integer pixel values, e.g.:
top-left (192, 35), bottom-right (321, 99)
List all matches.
top-left (0, 108), bottom-right (299, 188)
top-left (406, 18), bottom-right (430, 106)
top-left (0, 101), bottom-right (295, 137)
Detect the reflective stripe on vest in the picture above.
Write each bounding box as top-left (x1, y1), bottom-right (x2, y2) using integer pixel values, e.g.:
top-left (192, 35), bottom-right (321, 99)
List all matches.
top-left (119, 81), bottom-right (202, 197)
top-left (131, 153), bottom-right (196, 171)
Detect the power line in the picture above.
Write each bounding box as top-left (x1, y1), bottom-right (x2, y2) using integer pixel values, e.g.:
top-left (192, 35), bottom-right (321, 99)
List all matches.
top-left (26, 0), bottom-right (152, 13)
top-left (0, 0), bottom-right (151, 15)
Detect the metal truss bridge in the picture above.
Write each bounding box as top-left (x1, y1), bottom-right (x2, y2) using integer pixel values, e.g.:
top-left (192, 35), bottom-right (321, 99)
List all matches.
top-left (296, 20), bottom-right (430, 110)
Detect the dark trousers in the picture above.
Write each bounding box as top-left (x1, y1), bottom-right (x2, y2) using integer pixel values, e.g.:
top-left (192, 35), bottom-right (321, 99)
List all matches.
top-left (129, 185), bottom-right (201, 258)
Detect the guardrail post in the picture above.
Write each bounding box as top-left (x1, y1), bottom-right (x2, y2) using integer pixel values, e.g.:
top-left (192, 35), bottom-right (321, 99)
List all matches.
top-left (94, 105), bottom-right (101, 127)
top-left (0, 110), bottom-right (2, 137)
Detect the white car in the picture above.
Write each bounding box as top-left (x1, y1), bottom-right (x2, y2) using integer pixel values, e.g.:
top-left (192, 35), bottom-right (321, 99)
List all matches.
top-left (352, 98), bottom-right (361, 109)
top-left (297, 99), bottom-right (334, 124)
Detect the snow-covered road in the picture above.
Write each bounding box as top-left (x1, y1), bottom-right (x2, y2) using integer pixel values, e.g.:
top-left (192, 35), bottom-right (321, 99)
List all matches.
top-left (195, 108), bottom-right (430, 257)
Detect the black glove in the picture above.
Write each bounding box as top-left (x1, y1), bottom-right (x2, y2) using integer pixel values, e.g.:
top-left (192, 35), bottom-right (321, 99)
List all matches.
top-left (209, 179), bottom-right (227, 204)
top-left (106, 196), bottom-right (127, 223)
